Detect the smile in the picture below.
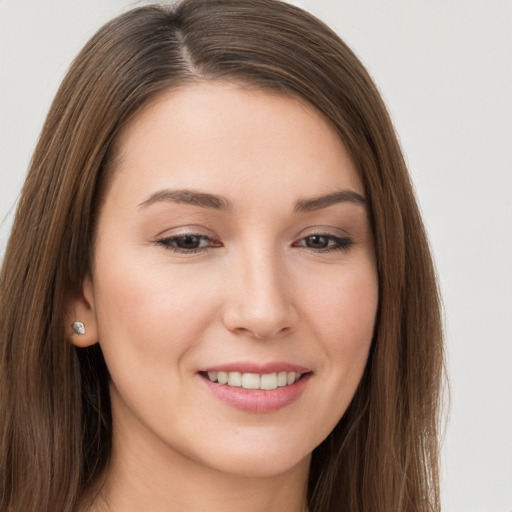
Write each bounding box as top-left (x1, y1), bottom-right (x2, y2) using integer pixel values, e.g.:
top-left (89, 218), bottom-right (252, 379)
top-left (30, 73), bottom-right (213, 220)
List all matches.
top-left (199, 366), bottom-right (312, 413)
top-left (205, 371), bottom-right (303, 390)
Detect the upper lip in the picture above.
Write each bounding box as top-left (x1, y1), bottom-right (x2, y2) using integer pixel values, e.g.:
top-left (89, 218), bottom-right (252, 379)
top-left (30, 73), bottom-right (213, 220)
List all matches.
top-left (199, 362), bottom-right (311, 374)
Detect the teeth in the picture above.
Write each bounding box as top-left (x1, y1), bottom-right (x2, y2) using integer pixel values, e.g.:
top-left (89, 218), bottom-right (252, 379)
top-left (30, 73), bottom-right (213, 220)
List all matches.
top-left (227, 372), bottom-right (242, 387)
top-left (260, 373), bottom-right (278, 390)
top-left (241, 373), bottom-right (260, 389)
top-left (277, 371), bottom-right (288, 387)
top-left (206, 371), bottom-right (302, 389)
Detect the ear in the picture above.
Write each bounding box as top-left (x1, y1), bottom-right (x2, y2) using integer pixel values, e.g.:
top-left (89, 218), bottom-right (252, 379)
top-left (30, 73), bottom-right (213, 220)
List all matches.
top-left (66, 275), bottom-right (99, 348)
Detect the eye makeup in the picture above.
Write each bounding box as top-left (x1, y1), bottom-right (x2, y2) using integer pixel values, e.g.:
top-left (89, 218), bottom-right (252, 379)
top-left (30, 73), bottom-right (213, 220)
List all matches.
top-left (154, 231), bottom-right (354, 255)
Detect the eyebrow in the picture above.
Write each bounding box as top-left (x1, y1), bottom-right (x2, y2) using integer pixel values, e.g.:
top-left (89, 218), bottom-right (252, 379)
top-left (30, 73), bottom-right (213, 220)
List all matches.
top-left (138, 188), bottom-right (366, 212)
top-left (294, 190), bottom-right (366, 212)
top-left (138, 189), bottom-right (232, 211)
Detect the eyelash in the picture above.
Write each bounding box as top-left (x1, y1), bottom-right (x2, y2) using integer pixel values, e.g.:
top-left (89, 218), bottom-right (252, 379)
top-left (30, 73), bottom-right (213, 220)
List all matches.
top-left (156, 234), bottom-right (220, 254)
top-left (293, 233), bottom-right (353, 253)
top-left (155, 233), bottom-right (353, 254)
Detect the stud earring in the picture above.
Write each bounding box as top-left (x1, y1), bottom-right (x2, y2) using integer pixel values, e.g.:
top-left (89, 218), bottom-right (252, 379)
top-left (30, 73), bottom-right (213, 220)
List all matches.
top-left (72, 321), bottom-right (85, 336)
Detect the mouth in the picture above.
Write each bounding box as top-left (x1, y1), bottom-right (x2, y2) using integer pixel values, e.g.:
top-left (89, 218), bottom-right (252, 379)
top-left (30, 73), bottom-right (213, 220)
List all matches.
top-left (198, 365), bottom-right (312, 413)
top-left (200, 370), bottom-right (306, 390)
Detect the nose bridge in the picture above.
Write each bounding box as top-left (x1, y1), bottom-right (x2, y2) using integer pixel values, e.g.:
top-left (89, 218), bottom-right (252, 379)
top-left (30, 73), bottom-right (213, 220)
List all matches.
top-left (223, 240), bottom-right (298, 338)
top-left (244, 245), bottom-right (285, 307)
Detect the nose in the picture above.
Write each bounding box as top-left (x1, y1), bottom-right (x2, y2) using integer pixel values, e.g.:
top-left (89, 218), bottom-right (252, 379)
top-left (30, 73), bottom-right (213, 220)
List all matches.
top-left (221, 248), bottom-right (299, 340)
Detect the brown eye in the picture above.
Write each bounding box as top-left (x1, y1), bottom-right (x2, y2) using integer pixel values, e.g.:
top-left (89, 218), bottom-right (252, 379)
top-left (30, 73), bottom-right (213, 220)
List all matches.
top-left (174, 235), bottom-right (203, 249)
top-left (156, 234), bottom-right (220, 253)
top-left (305, 235), bottom-right (330, 249)
top-left (295, 234), bottom-right (353, 253)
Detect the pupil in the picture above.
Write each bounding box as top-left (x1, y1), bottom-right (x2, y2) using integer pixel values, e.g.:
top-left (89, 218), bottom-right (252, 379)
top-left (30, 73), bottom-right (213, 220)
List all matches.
top-left (307, 235), bottom-right (328, 248)
top-left (177, 235), bottom-right (200, 249)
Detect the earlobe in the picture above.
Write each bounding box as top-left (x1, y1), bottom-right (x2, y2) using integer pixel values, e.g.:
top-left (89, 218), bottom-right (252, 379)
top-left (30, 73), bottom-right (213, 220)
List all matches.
top-left (67, 275), bottom-right (99, 348)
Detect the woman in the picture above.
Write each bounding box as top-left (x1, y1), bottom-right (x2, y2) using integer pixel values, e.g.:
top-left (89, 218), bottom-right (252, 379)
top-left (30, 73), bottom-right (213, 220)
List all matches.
top-left (0, 1), bottom-right (444, 511)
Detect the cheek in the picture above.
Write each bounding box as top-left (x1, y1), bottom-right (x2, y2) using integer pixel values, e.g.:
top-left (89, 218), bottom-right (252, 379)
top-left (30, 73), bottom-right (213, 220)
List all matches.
top-left (91, 248), bottom-right (221, 366)
top-left (304, 259), bottom-right (378, 344)
top-left (335, 271), bottom-right (377, 364)
top-left (300, 258), bottom-right (378, 389)
top-left (284, 259), bottom-right (377, 448)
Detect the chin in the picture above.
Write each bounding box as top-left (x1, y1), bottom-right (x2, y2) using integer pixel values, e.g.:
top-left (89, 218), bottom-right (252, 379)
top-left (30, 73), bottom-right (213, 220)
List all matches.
top-left (206, 449), bottom-right (311, 479)
top-left (183, 430), bottom-right (315, 479)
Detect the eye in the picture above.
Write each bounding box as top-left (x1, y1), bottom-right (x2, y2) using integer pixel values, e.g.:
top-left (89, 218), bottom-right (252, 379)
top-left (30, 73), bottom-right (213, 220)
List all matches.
top-left (295, 234), bottom-right (353, 253)
top-left (156, 234), bottom-right (221, 253)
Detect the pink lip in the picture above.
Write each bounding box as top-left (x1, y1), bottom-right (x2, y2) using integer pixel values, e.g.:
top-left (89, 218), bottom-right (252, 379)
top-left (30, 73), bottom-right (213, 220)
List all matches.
top-left (199, 370), bottom-right (312, 414)
top-left (200, 361), bottom-right (310, 374)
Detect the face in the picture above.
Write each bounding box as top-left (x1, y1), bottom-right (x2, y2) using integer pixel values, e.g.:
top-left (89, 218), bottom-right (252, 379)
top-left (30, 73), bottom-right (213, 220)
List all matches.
top-left (75, 82), bottom-right (378, 479)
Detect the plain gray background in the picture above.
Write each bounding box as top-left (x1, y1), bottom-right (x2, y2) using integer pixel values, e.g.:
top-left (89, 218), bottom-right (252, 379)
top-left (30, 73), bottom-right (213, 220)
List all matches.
top-left (1, 1), bottom-right (511, 511)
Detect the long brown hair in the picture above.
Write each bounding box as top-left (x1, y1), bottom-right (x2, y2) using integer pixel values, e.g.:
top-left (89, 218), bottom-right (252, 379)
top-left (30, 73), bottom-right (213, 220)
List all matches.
top-left (0, 1), bottom-right (444, 510)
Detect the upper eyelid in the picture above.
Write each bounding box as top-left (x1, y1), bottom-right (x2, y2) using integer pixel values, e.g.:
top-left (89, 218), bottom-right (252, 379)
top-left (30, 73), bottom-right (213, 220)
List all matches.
top-left (157, 231), bottom-right (349, 240)
top-left (297, 226), bottom-right (351, 237)
top-left (155, 228), bottom-right (352, 241)
top-left (154, 220), bottom-right (351, 235)
top-left (154, 224), bottom-right (216, 237)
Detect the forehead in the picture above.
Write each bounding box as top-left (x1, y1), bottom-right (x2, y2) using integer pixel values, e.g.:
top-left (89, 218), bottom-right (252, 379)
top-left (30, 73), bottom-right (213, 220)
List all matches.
top-left (108, 81), bottom-right (364, 207)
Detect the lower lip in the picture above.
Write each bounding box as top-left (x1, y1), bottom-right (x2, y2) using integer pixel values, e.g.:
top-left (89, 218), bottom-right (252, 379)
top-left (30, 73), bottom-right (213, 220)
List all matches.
top-left (200, 373), bottom-right (312, 413)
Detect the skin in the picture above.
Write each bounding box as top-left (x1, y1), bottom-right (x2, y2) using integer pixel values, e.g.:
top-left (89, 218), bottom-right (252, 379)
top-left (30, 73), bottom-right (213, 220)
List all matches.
top-left (70, 82), bottom-right (379, 512)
